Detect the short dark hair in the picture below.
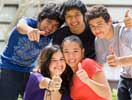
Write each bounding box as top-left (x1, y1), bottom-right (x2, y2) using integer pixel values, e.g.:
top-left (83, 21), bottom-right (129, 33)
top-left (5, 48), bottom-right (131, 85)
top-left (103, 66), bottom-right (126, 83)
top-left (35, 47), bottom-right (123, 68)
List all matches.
top-left (86, 5), bottom-right (110, 23)
top-left (61, 35), bottom-right (84, 49)
top-left (60, 0), bottom-right (87, 21)
top-left (38, 3), bottom-right (63, 27)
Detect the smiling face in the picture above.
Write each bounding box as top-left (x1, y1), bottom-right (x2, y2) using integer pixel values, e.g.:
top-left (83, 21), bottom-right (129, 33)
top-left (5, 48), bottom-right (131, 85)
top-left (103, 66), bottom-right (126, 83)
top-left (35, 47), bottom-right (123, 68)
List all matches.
top-left (88, 17), bottom-right (112, 39)
top-left (49, 50), bottom-right (66, 77)
top-left (64, 8), bottom-right (85, 34)
top-left (62, 41), bottom-right (84, 72)
top-left (38, 18), bottom-right (60, 36)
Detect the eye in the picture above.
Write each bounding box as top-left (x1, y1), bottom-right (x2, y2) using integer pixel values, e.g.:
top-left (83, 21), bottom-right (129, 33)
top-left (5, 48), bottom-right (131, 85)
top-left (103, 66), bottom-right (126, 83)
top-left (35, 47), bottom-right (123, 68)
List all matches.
top-left (63, 50), bottom-right (69, 54)
top-left (74, 50), bottom-right (79, 53)
top-left (51, 59), bottom-right (57, 63)
top-left (60, 58), bottom-right (65, 61)
top-left (65, 15), bottom-right (71, 19)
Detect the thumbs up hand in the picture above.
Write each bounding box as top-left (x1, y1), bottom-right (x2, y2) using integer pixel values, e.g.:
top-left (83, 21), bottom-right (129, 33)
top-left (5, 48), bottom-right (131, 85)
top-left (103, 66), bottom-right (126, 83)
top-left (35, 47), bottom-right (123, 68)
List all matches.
top-left (106, 45), bottom-right (120, 67)
top-left (124, 9), bottom-right (132, 28)
top-left (76, 63), bottom-right (89, 84)
top-left (48, 68), bottom-right (62, 91)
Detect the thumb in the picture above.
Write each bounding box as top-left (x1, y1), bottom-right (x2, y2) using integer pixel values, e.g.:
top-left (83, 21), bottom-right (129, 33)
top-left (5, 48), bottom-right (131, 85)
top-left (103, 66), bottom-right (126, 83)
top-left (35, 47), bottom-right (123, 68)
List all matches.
top-left (55, 68), bottom-right (60, 77)
top-left (78, 63), bottom-right (82, 70)
top-left (109, 45), bottom-right (114, 55)
top-left (125, 9), bottom-right (130, 17)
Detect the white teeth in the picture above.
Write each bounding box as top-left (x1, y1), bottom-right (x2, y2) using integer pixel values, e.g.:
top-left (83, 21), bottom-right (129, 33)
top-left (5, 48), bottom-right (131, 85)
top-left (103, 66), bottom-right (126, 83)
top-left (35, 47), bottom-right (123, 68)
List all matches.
top-left (69, 60), bottom-right (75, 63)
top-left (72, 23), bottom-right (78, 26)
top-left (72, 24), bottom-right (77, 26)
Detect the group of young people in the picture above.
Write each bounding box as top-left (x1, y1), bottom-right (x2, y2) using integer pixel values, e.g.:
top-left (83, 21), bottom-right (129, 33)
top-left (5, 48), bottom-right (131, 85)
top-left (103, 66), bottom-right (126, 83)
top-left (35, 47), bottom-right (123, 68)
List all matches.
top-left (0, 0), bottom-right (132, 100)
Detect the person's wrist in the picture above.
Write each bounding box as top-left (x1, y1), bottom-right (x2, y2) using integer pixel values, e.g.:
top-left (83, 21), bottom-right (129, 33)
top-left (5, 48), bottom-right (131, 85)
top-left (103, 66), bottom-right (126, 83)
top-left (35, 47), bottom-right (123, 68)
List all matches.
top-left (117, 57), bottom-right (122, 66)
top-left (47, 80), bottom-right (51, 90)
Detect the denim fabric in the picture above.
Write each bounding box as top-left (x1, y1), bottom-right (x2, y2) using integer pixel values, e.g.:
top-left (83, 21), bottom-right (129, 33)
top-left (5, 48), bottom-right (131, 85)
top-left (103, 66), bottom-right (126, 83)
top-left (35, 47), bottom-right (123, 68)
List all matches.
top-left (117, 76), bottom-right (132, 100)
top-left (0, 68), bottom-right (30, 100)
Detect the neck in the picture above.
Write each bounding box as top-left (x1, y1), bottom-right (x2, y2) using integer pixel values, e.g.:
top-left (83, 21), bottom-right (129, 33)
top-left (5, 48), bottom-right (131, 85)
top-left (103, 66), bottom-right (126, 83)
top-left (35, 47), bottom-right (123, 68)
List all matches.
top-left (105, 25), bottom-right (114, 40)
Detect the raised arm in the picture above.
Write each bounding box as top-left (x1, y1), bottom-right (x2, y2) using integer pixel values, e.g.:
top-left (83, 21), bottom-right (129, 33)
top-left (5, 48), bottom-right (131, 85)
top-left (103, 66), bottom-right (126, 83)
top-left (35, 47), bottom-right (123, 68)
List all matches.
top-left (107, 54), bottom-right (132, 67)
top-left (76, 60), bottom-right (111, 100)
top-left (16, 17), bottom-right (34, 34)
top-left (124, 9), bottom-right (132, 28)
top-left (76, 63), bottom-right (112, 100)
top-left (16, 17), bottom-right (45, 42)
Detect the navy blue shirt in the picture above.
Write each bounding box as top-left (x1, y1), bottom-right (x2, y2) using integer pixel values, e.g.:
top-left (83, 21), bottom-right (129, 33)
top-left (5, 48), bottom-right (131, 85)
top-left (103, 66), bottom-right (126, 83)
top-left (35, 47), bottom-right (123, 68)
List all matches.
top-left (0, 17), bottom-right (51, 72)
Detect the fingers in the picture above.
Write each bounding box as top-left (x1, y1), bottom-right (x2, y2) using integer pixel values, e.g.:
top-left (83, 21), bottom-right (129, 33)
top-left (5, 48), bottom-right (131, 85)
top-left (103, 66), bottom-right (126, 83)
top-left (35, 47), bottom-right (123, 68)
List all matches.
top-left (78, 63), bottom-right (82, 70)
top-left (54, 68), bottom-right (60, 77)
top-left (106, 55), bottom-right (117, 67)
top-left (48, 80), bottom-right (61, 91)
top-left (77, 63), bottom-right (84, 77)
top-left (109, 45), bottom-right (114, 55)
top-left (125, 9), bottom-right (130, 17)
top-left (27, 29), bottom-right (46, 42)
top-left (39, 31), bottom-right (46, 36)
top-left (76, 63), bottom-right (89, 84)
top-left (50, 69), bottom-right (62, 91)
top-left (124, 9), bottom-right (132, 28)
top-left (106, 48), bottom-right (119, 67)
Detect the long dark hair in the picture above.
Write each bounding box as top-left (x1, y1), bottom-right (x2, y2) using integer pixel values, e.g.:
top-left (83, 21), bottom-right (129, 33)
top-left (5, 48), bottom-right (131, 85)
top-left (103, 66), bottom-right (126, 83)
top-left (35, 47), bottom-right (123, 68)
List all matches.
top-left (37, 44), bottom-right (73, 94)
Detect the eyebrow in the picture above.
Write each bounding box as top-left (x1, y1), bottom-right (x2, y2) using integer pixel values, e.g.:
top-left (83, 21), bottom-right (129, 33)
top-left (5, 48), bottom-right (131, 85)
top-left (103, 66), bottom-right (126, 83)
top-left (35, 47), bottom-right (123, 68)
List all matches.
top-left (51, 57), bottom-right (64, 59)
top-left (63, 48), bottom-right (81, 50)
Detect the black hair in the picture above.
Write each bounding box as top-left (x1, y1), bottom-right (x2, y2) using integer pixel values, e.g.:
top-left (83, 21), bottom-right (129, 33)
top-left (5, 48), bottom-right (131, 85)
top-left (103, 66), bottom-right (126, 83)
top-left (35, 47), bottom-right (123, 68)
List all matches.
top-left (38, 3), bottom-right (64, 27)
top-left (61, 35), bottom-right (84, 49)
top-left (86, 5), bottom-right (110, 23)
top-left (60, 0), bottom-right (87, 21)
top-left (37, 44), bottom-right (73, 94)
top-left (61, 35), bottom-right (84, 87)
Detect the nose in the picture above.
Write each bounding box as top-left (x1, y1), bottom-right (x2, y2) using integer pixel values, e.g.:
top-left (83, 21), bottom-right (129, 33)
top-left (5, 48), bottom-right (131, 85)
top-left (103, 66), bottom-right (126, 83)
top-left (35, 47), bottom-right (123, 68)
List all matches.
top-left (71, 16), bottom-right (77, 23)
top-left (48, 24), bottom-right (54, 32)
top-left (95, 28), bottom-right (100, 33)
top-left (68, 52), bottom-right (75, 59)
top-left (55, 59), bottom-right (63, 67)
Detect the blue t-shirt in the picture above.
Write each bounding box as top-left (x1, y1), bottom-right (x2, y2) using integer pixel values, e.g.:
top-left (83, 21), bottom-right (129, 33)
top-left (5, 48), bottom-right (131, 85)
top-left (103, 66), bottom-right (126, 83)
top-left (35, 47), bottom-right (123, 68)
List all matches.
top-left (0, 17), bottom-right (51, 72)
top-left (23, 73), bottom-right (72, 100)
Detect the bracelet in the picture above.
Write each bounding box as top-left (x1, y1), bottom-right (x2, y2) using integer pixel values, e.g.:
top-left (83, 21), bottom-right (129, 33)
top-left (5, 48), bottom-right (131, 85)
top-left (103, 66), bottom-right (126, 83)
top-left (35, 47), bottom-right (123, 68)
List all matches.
top-left (47, 80), bottom-right (51, 90)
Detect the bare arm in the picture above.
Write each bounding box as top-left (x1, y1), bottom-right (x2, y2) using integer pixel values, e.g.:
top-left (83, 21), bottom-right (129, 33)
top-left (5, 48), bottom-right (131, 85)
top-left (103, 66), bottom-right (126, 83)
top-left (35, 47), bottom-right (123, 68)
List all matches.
top-left (118, 56), bottom-right (132, 66)
top-left (76, 69), bottom-right (112, 100)
top-left (39, 77), bottom-right (51, 89)
top-left (107, 54), bottom-right (132, 67)
top-left (16, 18), bottom-right (45, 42)
top-left (88, 71), bottom-right (112, 100)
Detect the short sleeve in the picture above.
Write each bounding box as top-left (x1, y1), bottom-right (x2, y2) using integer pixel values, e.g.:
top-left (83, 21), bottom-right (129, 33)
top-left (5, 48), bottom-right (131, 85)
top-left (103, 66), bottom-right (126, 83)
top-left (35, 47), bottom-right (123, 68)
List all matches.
top-left (81, 58), bottom-right (102, 78)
